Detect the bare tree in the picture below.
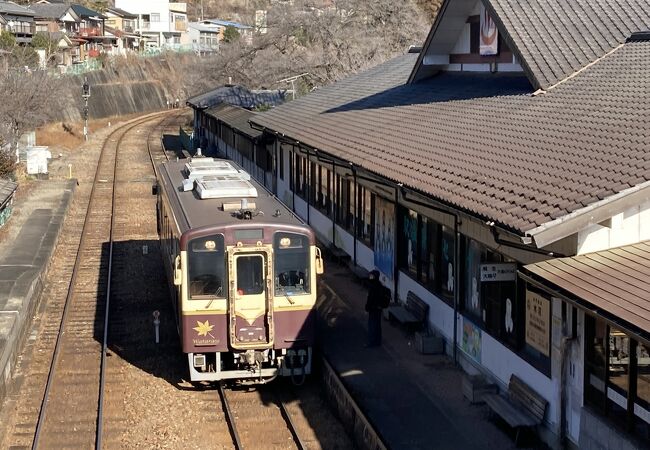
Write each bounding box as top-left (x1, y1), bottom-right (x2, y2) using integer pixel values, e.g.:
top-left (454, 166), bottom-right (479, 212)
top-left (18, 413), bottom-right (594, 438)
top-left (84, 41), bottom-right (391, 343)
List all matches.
top-left (0, 68), bottom-right (62, 177)
top-left (182, 0), bottom-right (430, 96)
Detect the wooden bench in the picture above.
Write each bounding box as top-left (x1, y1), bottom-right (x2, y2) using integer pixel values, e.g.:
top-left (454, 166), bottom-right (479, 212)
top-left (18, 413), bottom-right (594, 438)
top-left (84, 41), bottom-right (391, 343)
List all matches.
top-left (387, 291), bottom-right (429, 332)
top-left (483, 375), bottom-right (548, 446)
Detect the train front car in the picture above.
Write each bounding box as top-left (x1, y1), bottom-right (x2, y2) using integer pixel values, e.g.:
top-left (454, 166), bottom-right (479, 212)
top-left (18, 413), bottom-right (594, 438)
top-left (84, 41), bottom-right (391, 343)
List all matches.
top-left (157, 157), bottom-right (323, 384)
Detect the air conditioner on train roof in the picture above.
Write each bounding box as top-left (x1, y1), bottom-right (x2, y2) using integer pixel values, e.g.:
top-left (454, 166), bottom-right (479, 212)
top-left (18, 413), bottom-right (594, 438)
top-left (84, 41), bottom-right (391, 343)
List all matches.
top-left (184, 158), bottom-right (258, 200)
top-left (184, 158), bottom-right (250, 181)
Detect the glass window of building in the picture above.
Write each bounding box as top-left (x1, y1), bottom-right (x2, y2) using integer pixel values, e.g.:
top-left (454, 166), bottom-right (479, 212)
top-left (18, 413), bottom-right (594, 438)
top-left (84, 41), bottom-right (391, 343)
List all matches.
top-left (464, 238), bottom-right (483, 319)
top-left (357, 186), bottom-right (374, 246)
top-left (440, 226), bottom-right (455, 300)
top-left (585, 316), bottom-right (650, 442)
top-left (396, 208), bottom-right (453, 305)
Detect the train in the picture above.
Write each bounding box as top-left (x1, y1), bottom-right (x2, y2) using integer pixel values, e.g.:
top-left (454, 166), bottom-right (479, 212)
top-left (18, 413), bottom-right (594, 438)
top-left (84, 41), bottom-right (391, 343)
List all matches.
top-left (153, 156), bottom-right (323, 383)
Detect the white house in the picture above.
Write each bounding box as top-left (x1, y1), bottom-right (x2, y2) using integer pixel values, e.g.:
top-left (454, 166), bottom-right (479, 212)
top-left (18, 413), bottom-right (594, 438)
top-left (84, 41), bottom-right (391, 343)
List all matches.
top-left (114, 0), bottom-right (187, 49)
top-left (184, 21), bottom-right (220, 54)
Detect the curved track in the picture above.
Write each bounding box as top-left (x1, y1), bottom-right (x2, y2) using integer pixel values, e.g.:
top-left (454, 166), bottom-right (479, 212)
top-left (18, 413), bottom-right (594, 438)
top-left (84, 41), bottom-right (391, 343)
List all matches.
top-left (30, 111), bottom-right (177, 449)
top-left (1, 110), bottom-right (354, 450)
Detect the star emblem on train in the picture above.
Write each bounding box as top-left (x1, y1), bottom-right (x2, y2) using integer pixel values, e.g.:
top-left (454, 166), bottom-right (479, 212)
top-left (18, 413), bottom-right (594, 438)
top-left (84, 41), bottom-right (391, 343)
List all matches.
top-left (193, 320), bottom-right (215, 338)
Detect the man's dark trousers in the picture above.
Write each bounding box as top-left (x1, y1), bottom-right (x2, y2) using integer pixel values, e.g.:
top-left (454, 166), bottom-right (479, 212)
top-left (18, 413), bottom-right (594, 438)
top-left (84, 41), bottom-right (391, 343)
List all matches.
top-left (368, 309), bottom-right (382, 346)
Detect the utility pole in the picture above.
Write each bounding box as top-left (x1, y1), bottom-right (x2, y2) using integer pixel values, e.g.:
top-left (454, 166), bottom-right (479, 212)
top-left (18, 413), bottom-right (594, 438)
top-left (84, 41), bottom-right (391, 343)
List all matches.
top-left (82, 76), bottom-right (91, 141)
top-left (201, 0), bottom-right (204, 21)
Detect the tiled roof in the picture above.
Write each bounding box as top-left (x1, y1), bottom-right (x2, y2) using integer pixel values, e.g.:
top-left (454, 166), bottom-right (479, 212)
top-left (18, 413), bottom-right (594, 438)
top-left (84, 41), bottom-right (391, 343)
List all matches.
top-left (525, 241), bottom-right (650, 339)
top-left (486, 0), bottom-right (650, 89)
top-left (0, 1), bottom-right (34, 16)
top-left (202, 19), bottom-right (251, 30)
top-left (31, 3), bottom-right (69, 20)
top-left (106, 7), bottom-right (137, 19)
top-left (205, 104), bottom-right (262, 139)
top-left (252, 41), bottom-right (650, 235)
top-left (187, 85), bottom-right (285, 110)
top-left (188, 22), bottom-right (221, 33)
top-left (70, 4), bottom-right (105, 20)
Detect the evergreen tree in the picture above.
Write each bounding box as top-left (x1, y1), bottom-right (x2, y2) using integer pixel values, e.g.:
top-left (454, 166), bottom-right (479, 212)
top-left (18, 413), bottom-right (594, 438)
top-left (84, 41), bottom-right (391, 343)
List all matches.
top-left (222, 26), bottom-right (240, 43)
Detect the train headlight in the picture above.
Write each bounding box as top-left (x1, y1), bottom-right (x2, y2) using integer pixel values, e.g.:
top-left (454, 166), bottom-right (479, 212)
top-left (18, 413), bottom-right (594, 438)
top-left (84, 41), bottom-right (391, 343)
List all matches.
top-left (204, 240), bottom-right (216, 250)
top-left (279, 237), bottom-right (291, 248)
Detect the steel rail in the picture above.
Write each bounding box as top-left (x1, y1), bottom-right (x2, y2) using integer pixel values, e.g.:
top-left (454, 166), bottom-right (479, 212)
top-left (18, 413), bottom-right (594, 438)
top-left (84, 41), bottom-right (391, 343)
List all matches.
top-left (96, 111), bottom-right (174, 449)
top-left (218, 382), bottom-right (244, 450)
top-left (277, 391), bottom-right (307, 450)
top-left (145, 110), bottom-right (185, 172)
top-left (31, 111), bottom-right (170, 450)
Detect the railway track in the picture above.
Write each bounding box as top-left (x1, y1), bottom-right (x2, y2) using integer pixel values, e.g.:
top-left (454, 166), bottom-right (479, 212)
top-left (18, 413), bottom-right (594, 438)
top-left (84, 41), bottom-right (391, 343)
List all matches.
top-left (29, 111), bottom-right (177, 449)
top-left (1, 109), bottom-right (354, 450)
top-left (218, 381), bottom-right (308, 450)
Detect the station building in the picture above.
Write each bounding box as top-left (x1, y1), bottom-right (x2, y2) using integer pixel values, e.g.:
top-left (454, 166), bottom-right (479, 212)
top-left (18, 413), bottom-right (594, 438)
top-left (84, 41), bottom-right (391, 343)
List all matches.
top-left (189, 0), bottom-right (650, 448)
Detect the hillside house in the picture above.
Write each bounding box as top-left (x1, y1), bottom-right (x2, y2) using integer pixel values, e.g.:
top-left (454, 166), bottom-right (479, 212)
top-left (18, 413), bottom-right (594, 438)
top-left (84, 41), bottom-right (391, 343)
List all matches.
top-left (0, 1), bottom-right (34, 44)
top-left (114, 0), bottom-right (187, 50)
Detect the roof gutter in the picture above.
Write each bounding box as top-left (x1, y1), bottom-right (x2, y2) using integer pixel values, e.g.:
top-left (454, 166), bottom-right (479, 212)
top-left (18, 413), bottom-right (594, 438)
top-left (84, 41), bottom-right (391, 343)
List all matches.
top-left (527, 180), bottom-right (650, 248)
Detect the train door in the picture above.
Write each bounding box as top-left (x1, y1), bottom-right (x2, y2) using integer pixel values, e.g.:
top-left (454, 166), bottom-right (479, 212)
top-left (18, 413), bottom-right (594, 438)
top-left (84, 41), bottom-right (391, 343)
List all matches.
top-left (228, 249), bottom-right (274, 349)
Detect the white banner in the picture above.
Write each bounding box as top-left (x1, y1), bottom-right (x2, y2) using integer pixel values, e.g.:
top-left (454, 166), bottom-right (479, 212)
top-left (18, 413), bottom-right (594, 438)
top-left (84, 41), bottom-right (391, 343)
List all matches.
top-left (480, 5), bottom-right (499, 56)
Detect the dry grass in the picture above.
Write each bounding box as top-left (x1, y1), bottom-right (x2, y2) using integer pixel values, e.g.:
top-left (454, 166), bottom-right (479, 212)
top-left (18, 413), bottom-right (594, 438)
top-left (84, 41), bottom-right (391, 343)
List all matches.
top-left (36, 113), bottom-right (145, 154)
top-left (38, 118), bottom-right (115, 150)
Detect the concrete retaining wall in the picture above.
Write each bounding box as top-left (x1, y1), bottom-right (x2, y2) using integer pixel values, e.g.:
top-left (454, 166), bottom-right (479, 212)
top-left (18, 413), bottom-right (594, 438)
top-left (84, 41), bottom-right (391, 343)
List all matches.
top-left (55, 57), bottom-right (188, 122)
top-left (321, 358), bottom-right (386, 450)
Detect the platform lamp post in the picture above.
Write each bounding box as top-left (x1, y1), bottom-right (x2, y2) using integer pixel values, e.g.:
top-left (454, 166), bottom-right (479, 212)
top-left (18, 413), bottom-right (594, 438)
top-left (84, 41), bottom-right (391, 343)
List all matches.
top-left (82, 77), bottom-right (91, 141)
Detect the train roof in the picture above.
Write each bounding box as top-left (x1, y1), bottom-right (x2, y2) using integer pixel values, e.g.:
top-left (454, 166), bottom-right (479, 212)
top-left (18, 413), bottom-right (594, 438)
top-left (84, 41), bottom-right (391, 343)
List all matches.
top-left (158, 158), bottom-right (307, 233)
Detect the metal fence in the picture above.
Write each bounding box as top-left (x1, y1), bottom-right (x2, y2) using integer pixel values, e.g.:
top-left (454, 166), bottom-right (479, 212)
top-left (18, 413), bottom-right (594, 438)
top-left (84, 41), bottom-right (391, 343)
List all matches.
top-left (64, 58), bottom-right (102, 76)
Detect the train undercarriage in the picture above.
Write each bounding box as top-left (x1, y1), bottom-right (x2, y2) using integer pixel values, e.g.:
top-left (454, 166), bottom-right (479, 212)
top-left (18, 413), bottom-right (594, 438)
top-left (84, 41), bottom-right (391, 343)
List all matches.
top-left (188, 347), bottom-right (312, 384)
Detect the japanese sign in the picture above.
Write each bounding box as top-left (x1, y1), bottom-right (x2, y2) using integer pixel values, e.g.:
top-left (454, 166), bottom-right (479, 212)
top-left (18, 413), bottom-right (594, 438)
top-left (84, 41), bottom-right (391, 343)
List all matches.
top-left (526, 290), bottom-right (550, 356)
top-left (480, 263), bottom-right (516, 282)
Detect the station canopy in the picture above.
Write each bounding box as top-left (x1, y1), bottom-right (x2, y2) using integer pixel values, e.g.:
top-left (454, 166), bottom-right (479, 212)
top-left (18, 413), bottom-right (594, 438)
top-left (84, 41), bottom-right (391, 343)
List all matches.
top-left (525, 241), bottom-right (650, 342)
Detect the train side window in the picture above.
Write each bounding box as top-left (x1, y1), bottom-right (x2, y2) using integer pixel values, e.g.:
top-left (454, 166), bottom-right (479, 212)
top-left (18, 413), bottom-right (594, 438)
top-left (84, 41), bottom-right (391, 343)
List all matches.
top-left (188, 235), bottom-right (226, 298)
top-left (274, 232), bottom-right (310, 296)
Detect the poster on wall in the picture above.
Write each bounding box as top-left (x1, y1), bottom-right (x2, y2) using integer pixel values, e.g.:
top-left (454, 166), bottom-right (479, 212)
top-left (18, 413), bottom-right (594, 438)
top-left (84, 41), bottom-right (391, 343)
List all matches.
top-left (374, 196), bottom-right (395, 280)
top-left (462, 318), bottom-right (482, 363)
top-left (526, 289), bottom-right (550, 356)
top-left (480, 4), bottom-right (499, 56)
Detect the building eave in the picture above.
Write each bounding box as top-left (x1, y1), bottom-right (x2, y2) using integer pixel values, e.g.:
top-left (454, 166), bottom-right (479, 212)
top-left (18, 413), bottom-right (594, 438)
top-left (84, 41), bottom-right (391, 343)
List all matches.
top-left (527, 180), bottom-right (650, 248)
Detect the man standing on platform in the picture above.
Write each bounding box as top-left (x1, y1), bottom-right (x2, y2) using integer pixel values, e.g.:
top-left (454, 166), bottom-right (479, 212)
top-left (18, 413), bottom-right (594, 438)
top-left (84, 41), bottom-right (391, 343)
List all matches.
top-left (365, 270), bottom-right (389, 347)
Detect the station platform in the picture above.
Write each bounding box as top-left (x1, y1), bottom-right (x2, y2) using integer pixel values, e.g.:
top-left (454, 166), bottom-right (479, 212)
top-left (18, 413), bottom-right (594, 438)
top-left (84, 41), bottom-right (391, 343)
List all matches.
top-left (0, 180), bottom-right (74, 403)
top-left (318, 263), bottom-right (521, 450)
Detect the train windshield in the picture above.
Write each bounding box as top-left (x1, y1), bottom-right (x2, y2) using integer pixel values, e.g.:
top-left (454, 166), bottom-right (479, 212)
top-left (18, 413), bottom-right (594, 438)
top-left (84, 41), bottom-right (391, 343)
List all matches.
top-left (188, 234), bottom-right (226, 299)
top-left (274, 232), bottom-right (310, 296)
top-left (236, 254), bottom-right (265, 295)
